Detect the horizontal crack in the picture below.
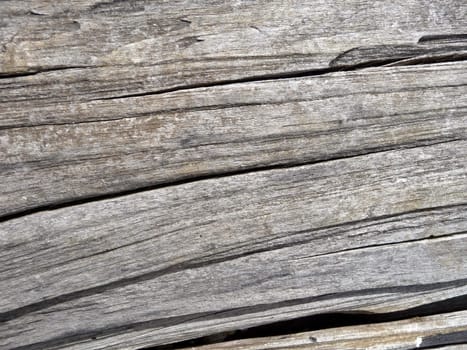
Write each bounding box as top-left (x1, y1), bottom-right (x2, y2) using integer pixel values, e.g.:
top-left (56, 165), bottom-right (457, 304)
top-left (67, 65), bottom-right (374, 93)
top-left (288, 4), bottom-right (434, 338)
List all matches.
top-left (0, 137), bottom-right (462, 223)
top-left (2, 46), bottom-right (464, 98)
top-left (8, 286), bottom-right (467, 350)
top-left (1, 201), bottom-right (465, 324)
top-left (145, 294), bottom-right (467, 350)
top-left (93, 54), bottom-right (467, 102)
top-left (91, 67), bottom-right (340, 101)
top-left (329, 40), bottom-right (467, 68)
top-left (385, 51), bottom-right (467, 67)
top-left (294, 230), bottom-right (467, 261)
top-left (419, 34), bottom-right (467, 43)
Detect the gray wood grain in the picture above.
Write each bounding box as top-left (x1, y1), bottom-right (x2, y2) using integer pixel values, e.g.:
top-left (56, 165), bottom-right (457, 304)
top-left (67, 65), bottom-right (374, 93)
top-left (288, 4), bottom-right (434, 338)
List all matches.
top-left (1, 1), bottom-right (467, 349)
top-left (1, 1), bottom-right (466, 107)
top-left (1, 141), bottom-right (466, 349)
top-left (1, 1), bottom-right (466, 79)
top-left (1, 61), bottom-right (466, 217)
top-left (193, 311), bottom-right (467, 349)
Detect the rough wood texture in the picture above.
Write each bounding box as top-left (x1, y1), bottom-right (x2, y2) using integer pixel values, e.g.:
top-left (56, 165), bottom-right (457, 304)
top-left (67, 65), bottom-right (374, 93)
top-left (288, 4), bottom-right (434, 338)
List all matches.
top-left (1, 1), bottom-right (466, 349)
top-left (1, 0), bottom-right (467, 218)
top-left (193, 311), bottom-right (467, 349)
top-left (2, 62), bottom-right (466, 217)
top-left (2, 1), bottom-right (466, 77)
top-left (1, 141), bottom-right (466, 349)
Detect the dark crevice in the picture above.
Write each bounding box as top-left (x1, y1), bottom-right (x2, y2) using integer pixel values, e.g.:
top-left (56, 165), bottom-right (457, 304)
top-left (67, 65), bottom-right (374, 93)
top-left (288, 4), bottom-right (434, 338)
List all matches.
top-left (92, 54), bottom-right (467, 102)
top-left (92, 66), bottom-right (343, 101)
top-left (0, 202), bottom-right (464, 326)
top-left (418, 34), bottom-right (467, 43)
top-left (0, 213), bottom-right (465, 324)
top-left (329, 37), bottom-right (467, 67)
top-left (0, 55), bottom-right (322, 83)
top-left (385, 52), bottom-right (467, 67)
top-left (1, 35), bottom-right (466, 85)
top-left (140, 295), bottom-right (467, 349)
top-left (0, 137), bottom-right (462, 223)
top-left (294, 229), bottom-right (466, 261)
top-left (7, 287), bottom-right (467, 350)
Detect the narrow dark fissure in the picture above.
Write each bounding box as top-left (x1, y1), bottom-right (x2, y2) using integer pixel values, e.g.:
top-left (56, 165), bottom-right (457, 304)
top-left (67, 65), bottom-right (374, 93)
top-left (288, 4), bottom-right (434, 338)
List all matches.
top-left (93, 53), bottom-right (467, 101)
top-left (141, 295), bottom-right (467, 349)
top-left (0, 137), bottom-right (462, 224)
top-left (0, 40), bottom-right (466, 223)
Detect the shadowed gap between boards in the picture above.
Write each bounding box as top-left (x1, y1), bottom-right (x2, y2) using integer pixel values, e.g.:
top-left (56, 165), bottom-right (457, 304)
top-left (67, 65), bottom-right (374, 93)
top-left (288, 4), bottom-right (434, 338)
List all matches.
top-left (142, 295), bottom-right (467, 349)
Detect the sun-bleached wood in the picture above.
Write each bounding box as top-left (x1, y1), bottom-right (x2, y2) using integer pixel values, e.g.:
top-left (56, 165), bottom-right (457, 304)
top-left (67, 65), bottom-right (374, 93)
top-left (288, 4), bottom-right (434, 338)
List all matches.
top-left (1, 61), bottom-right (466, 217)
top-left (1, 141), bottom-right (466, 349)
top-left (1, 1), bottom-right (466, 78)
top-left (1, 0), bottom-right (467, 218)
top-left (1, 1), bottom-right (467, 349)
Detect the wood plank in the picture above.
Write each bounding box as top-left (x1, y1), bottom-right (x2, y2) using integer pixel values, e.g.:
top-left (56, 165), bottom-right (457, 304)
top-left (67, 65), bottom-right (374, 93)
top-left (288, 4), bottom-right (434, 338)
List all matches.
top-left (1, 141), bottom-right (466, 349)
top-left (1, 61), bottom-right (466, 217)
top-left (1, 1), bottom-right (466, 99)
top-left (192, 311), bottom-right (467, 349)
top-left (1, 2), bottom-right (466, 349)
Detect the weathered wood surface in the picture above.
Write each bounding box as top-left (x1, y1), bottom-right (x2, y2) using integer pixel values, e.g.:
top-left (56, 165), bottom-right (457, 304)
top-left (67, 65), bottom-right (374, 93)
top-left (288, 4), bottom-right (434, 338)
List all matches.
top-left (1, 0), bottom-right (467, 349)
top-left (2, 62), bottom-right (466, 217)
top-left (1, 141), bottom-right (466, 349)
top-left (1, 0), bottom-right (467, 218)
top-left (194, 311), bottom-right (467, 349)
top-left (1, 1), bottom-right (466, 78)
